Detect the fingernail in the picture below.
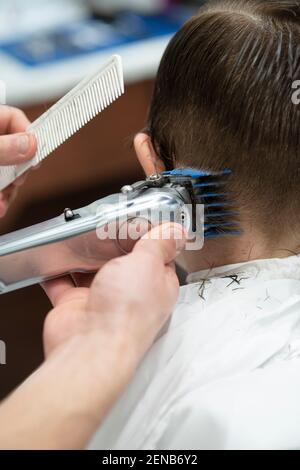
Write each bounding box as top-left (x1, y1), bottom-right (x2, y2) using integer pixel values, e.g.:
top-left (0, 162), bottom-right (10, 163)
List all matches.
top-left (16, 134), bottom-right (30, 156)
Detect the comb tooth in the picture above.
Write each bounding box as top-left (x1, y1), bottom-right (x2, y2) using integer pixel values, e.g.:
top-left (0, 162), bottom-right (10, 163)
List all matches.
top-left (71, 99), bottom-right (79, 131)
top-left (103, 73), bottom-right (111, 104)
top-left (68, 98), bottom-right (75, 127)
top-left (110, 68), bottom-right (118, 100)
top-left (97, 82), bottom-right (104, 110)
top-left (65, 106), bottom-right (72, 139)
top-left (100, 78), bottom-right (107, 109)
top-left (67, 105), bottom-right (74, 136)
top-left (205, 202), bottom-right (233, 208)
top-left (204, 211), bottom-right (239, 219)
top-left (42, 126), bottom-right (50, 157)
top-left (43, 119), bottom-right (51, 154)
top-left (55, 115), bottom-right (62, 147)
top-left (50, 116), bottom-right (57, 150)
top-left (50, 114), bottom-right (60, 148)
top-left (205, 229), bottom-right (242, 239)
top-left (205, 221), bottom-right (239, 229)
top-left (74, 98), bottom-right (82, 128)
top-left (85, 89), bottom-right (93, 122)
top-left (38, 127), bottom-right (45, 161)
top-left (50, 119), bottom-right (57, 151)
top-left (107, 67), bottom-right (114, 96)
top-left (81, 89), bottom-right (89, 121)
top-left (110, 68), bottom-right (118, 98)
top-left (61, 108), bottom-right (70, 142)
top-left (85, 90), bottom-right (92, 121)
top-left (90, 83), bottom-right (96, 115)
top-left (52, 116), bottom-right (60, 150)
top-left (99, 82), bottom-right (106, 109)
top-left (59, 109), bottom-right (66, 140)
top-left (74, 96), bottom-right (82, 124)
top-left (35, 127), bottom-right (43, 160)
top-left (92, 83), bottom-right (100, 113)
top-left (104, 75), bottom-right (111, 107)
top-left (200, 192), bottom-right (227, 198)
top-left (87, 86), bottom-right (95, 118)
top-left (116, 63), bottom-right (124, 95)
top-left (0, 55), bottom-right (124, 190)
top-left (193, 181), bottom-right (226, 188)
top-left (78, 94), bottom-right (86, 125)
top-left (73, 98), bottom-right (81, 129)
top-left (93, 83), bottom-right (100, 114)
top-left (107, 70), bottom-right (115, 101)
top-left (111, 66), bottom-right (121, 97)
top-left (57, 112), bottom-right (65, 144)
top-left (46, 120), bottom-right (54, 154)
top-left (62, 108), bottom-right (69, 139)
top-left (106, 70), bottom-right (114, 102)
top-left (100, 76), bottom-right (109, 108)
top-left (85, 91), bottom-right (92, 120)
top-left (95, 80), bottom-right (104, 111)
top-left (68, 103), bottom-right (75, 134)
top-left (78, 95), bottom-right (86, 123)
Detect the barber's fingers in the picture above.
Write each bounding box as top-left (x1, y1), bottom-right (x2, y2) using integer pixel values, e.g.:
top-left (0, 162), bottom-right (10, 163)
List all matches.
top-left (133, 223), bottom-right (186, 265)
top-left (43, 224), bottom-right (186, 307)
top-left (0, 106), bottom-right (37, 165)
top-left (41, 276), bottom-right (76, 307)
top-left (0, 133), bottom-right (36, 165)
top-left (0, 105), bottom-right (30, 134)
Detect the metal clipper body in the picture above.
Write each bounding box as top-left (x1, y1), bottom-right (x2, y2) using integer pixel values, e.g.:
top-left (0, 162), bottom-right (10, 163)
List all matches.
top-left (0, 183), bottom-right (190, 294)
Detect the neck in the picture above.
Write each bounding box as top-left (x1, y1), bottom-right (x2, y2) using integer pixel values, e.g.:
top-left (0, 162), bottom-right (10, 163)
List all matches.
top-left (180, 223), bottom-right (300, 274)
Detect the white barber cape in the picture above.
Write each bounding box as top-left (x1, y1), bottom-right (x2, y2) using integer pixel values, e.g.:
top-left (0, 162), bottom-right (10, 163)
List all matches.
top-left (89, 256), bottom-right (300, 450)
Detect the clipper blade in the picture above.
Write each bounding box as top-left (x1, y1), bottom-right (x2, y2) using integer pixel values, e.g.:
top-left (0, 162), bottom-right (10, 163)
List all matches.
top-left (162, 168), bottom-right (241, 239)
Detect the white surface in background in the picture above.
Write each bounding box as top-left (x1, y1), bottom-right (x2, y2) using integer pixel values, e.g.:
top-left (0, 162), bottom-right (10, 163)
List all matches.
top-left (88, 0), bottom-right (166, 14)
top-left (1, 36), bottom-right (171, 107)
top-left (0, 0), bottom-right (88, 41)
top-left (0, 81), bottom-right (6, 105)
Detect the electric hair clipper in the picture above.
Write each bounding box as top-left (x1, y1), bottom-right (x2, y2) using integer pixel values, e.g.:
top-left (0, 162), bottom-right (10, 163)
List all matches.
top-left (0, 169), bottom-right (239, 294)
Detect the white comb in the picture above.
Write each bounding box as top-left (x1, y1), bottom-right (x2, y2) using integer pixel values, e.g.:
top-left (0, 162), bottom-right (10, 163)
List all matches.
top-left (0, 54), bottom-right (124, 191)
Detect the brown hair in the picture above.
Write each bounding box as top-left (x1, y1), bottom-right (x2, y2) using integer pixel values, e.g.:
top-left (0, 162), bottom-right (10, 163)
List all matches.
top-left (147, 0), bottom-right (300, 239)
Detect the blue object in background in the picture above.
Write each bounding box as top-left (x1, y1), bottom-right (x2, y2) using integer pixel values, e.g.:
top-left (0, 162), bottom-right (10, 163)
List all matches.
top-left (0, 8), bottom-right (192, 67)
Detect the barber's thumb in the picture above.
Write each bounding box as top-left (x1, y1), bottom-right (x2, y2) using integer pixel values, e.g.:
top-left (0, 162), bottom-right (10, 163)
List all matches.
top-left (0, 133), bottom-right (36, 165)
top-left (134, 223), bottom-right (187, 265)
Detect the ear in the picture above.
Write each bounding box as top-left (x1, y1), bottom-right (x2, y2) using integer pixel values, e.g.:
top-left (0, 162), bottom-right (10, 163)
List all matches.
top-left (134, 133), bottom-right (166, 176)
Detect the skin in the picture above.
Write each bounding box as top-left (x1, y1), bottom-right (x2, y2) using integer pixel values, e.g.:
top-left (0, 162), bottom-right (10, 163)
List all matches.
top-left (0, 107), bottom-right (186, 449)
top-left (0, 106), bottom-right (37, 217)
top-left (134, 132), bottom-right (300, 272)
top-left (0, 224), bottom-right (185, 449)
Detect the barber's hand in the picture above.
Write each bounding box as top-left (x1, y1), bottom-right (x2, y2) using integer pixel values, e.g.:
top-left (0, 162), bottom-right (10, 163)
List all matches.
top-left (0, 106), bottom-right (37, 217)
top-left (42, 223), bottom-right (186, 365)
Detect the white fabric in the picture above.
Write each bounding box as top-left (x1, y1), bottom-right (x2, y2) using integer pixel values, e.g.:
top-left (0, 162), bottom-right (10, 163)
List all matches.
top-left (89, 256), bottom-right (300, 450)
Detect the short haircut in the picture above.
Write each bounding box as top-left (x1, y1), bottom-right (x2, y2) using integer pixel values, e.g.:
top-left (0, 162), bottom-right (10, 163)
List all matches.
top-left (147, 0), bottom-right (300, 240)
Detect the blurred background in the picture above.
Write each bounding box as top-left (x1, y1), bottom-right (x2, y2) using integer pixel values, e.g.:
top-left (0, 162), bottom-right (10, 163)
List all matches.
top-left (0, 0), bottom-right (205, 399)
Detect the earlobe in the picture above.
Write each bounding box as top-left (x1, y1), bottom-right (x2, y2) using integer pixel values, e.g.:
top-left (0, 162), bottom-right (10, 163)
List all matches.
top-left (134, 133), bottom-right (166, 176)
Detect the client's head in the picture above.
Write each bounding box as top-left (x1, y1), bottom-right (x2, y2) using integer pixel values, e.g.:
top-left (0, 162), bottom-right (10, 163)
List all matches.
top-left (134, 0), bottom-right (300, 271)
